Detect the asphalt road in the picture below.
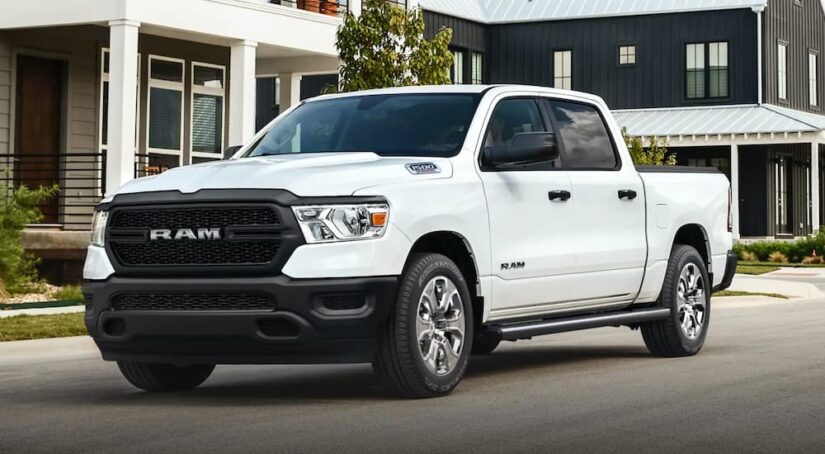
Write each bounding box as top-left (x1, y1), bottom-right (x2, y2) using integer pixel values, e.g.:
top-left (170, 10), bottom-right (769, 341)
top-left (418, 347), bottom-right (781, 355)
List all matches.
top-left (2, 297), bottom-right (824, 453)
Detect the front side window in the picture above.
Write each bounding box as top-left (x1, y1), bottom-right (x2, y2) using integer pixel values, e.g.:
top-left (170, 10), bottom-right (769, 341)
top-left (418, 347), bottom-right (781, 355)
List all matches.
top-left (554, 50), bottom-right (572, 90)
top-left (147, 56), bottom-right (184, 158)
top-left (452, 51), bottom-right (465, 84)
top-left (810, 52), bottom-right (819, 106)
top-left (778, 42), bottom-right (788, 100)
top-left (483, 98), bottom-right (546, 148)
top-left (191, 63), bottom-right (225, 158)
top-left (548, 100), bottom-right (617, 170)
top-left (245, 94), bottom-right (480, 158)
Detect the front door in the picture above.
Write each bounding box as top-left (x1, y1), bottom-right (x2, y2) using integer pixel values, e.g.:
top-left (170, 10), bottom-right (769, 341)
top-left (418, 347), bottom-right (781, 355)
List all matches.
top-left (478, 96), bottom-right (578, 320)
top-left (15, 55), bottom-right (63, 223)
top-left (543, 98), bottom-right (647, 305)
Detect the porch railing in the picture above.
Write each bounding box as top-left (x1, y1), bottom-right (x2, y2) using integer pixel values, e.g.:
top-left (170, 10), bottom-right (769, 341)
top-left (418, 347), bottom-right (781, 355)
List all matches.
top-left (268, 0), bottom-right (352, 17)
top-left (0, 152), bottom-right (106, 231)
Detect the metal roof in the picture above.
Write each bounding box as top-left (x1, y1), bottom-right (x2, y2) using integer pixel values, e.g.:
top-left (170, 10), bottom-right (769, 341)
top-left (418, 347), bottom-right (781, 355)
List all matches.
top-left (418, 0), bottom-right (768, 24)
top-left (612, 104), bottom-right (825, 138)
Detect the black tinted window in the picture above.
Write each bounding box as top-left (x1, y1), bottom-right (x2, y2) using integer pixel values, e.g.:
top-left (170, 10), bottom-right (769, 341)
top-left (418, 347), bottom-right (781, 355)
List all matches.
top-left (245, 94), bottom-right (479, 158)
top-left (484, 99), bottom-right (546, 148)
top-left (549, 100), bottom-right (617, 170)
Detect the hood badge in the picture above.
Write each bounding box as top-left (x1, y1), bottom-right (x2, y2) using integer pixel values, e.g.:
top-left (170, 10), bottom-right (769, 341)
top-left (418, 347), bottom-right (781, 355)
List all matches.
top-left (405, 162), bottom-right (441, 175)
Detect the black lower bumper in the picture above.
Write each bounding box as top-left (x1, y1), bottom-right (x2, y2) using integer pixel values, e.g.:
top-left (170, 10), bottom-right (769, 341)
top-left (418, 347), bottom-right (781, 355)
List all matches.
top-left (81, 275), bottom-right (398, 365)
top-left (713, 251), bottom-right (738, 293)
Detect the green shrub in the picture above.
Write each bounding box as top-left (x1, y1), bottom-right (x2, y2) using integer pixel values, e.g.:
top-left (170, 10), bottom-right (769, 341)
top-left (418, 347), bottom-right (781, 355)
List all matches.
top-left (50, 285), bottom-right (83, 301)
top-left (735, 230), bottom-right (825, 263)
top-left (0, 182), bottom-right (59, 296)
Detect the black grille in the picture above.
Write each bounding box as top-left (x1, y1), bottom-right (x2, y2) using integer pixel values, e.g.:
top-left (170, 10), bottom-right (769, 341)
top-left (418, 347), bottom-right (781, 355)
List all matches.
top-left (113, 241), bottom-right (279, 266)
top-left (108, 205), bottom-right (282, 268)
top-left (112, 207), bottom-right (278, 229)
top-left (112, 293), bottom-right (276, 311)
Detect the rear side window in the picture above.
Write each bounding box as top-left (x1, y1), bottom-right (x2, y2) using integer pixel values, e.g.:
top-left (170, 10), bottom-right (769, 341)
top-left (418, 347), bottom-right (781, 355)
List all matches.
top-left (548, 100), bottom-right (618, 170)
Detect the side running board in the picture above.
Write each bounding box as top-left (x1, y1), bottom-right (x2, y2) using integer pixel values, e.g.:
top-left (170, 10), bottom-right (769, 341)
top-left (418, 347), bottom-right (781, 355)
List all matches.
top-left (487, 307), bottom-right (671, 341)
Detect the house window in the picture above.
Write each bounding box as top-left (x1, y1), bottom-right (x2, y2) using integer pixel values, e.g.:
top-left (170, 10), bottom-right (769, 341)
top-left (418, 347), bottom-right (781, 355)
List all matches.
top-left (686, 42), bottom-right (728, 99)
top-left (810, 52), bottom-right (819, 106)
top-left (471, 52), bottom-right (483, 84)
top-left (778, 42), bottom-right (788, 100)
top-left (191, 62), bottom-right (225, 159)
top-left (619, 45), bottom-right (636, 65)
top-left (554, 50), bottom-right (572, 90)
top-left (146, 56), bottom-right (185, 163)
top-left (99, 48), bottom-right (140, 152)
top-left (709, 42), bottom-right (729, 98)
top-left (452, 50), bottom-right (465, 84)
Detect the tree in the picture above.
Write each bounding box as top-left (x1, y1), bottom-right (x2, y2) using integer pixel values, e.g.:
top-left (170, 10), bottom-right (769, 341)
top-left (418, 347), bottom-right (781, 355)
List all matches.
top-left (334, 0), bottom-right (454, 92)
top-left (622, 127), bottom-right (676, 166)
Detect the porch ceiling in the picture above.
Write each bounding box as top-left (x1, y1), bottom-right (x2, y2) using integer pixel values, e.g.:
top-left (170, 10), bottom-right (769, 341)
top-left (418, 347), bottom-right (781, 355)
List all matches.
top-left (0, 0), bottom-right (341, 57)
top-left (612, 104), bottom-right (825, 138)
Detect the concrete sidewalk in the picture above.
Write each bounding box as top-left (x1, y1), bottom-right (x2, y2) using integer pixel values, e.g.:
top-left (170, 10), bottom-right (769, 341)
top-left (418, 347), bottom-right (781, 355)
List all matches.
top-left (0, 305), bottom-right (84, 318)
top-left (726, 274), bottom-right (824, 300)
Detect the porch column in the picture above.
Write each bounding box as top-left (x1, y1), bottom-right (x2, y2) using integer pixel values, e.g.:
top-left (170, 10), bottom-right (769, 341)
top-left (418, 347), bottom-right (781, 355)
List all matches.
top-left (278, 73), bottom-right (303, 113)
top-left (105, 20), bottom-right (140, 195)
top-left (350, 0), bottom-right (362, 16)
top-left (229, 40), bottom-right (257, 148)
top-left (731, 143), bottom-right (741, 240)
top-left (813, 141), bottom-right (821, 233)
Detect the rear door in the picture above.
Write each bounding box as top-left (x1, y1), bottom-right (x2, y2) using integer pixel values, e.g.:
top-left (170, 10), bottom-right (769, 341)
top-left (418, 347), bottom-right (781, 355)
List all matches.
top-left (477, 96), bottom-right (579, 320)
top-left (542, 98), bottom-right (647, 304)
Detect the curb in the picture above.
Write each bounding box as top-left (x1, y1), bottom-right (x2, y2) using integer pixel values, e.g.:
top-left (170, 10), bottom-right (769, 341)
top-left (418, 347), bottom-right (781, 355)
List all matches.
top-left (0, 305), bottom-right (85, 319)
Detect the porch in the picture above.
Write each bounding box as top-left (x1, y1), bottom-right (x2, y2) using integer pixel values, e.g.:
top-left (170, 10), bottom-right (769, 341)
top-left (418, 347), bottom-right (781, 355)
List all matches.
top-left (614, 104), bottom-right (825, 240)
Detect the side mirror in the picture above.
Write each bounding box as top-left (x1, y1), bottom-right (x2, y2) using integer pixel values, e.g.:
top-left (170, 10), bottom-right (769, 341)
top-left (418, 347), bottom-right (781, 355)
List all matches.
top-left (223, 145), bottom-right (242, 160)
top-left (483, 132), bottom-right (560, 168)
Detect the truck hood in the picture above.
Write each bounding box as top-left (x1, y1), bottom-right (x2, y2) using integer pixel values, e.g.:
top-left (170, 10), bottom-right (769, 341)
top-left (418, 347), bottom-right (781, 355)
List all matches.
top-left (115, 152), bottom-right (453, 197)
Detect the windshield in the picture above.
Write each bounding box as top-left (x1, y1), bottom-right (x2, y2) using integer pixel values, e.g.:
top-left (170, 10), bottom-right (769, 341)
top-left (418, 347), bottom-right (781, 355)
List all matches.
top-left (244, 93), bottom-right (481, 158)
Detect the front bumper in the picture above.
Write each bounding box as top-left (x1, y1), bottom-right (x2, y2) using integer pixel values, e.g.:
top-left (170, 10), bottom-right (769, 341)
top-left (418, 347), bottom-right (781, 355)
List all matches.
top-left (82, 275), bottom-right (398, 365)
top-left (712, 251), bottom-right (738, 293)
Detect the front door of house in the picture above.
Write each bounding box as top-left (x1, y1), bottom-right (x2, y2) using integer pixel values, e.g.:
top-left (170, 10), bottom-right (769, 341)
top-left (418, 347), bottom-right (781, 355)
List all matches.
top-left (14, 55), bottom-right (63, 224)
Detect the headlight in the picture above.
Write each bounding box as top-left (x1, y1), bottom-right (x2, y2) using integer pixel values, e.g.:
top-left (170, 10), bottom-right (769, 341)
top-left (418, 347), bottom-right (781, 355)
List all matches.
top-left (293, 204), bottom-right (389, 244)
top-left (90, 210), bottom-right (109, 247)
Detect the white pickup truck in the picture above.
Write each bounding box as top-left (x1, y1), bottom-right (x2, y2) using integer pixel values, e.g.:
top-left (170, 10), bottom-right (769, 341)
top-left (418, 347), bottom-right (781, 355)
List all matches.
top-left (82, 85), bottom-right (736, 398)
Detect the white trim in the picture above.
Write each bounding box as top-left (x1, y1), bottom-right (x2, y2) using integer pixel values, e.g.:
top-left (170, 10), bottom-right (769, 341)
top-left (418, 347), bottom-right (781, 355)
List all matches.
top-left (190, 61), bottom-right (226, 159)
top-left (755, 6), bottom-right (763, 104)
top-left (145, 54), bottom-right (185, 164)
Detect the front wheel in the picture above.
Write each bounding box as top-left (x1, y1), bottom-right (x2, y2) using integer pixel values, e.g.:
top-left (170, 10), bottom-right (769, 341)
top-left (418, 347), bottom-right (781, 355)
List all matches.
top-left (117, 362), bottom-right (215, 392)
top-left (641, 245), bottom-right (710, 357)
top-left (373, 253), bottom-right (473, 398)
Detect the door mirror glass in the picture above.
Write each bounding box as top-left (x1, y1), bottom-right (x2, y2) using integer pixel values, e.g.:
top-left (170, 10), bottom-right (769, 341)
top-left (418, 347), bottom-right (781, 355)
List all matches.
top-left (483, 132), bottom-right (560, 168)
top-left (223, 145), bottom-right (242, 160)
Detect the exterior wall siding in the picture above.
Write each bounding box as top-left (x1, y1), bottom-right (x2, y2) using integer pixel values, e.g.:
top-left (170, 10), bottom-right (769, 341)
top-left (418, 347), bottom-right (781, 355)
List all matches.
top-left (486, 9), bottom-right (759, 110)
top-left (424, 11), bottom-right (487, 82)
top-left (0, 39), bottom-right (10, 157)
top-left (763, 0), bottom-right (825, 113)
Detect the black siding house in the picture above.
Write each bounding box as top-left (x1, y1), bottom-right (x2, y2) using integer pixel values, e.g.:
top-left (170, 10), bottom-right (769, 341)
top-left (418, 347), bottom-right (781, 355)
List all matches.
top-left (422, 0), bottom-right (825, 239)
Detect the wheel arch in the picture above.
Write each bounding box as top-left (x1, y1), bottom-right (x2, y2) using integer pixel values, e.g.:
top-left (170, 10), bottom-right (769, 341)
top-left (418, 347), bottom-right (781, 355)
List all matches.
top-left (672, 224), bottom-right (712, 275)
top-left (407, 231), bottom-right (483, 330)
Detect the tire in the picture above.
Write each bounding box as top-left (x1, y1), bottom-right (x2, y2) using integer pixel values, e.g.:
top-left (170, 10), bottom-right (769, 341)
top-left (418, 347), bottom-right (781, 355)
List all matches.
top-left (373, 253), bottom-right (474, 398)
top-left (472, 333), bottom-right (500, 355)
top-left (642, 245), bottom-right (711, 357)
top-left (117, 362), bottom-right (215, 392)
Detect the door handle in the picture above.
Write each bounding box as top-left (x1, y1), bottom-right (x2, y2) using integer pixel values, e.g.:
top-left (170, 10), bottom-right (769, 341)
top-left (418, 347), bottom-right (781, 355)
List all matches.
top-left (618, 189), bottom-right (638, 200)
top-left (549, 190), bottom-right (572, 202)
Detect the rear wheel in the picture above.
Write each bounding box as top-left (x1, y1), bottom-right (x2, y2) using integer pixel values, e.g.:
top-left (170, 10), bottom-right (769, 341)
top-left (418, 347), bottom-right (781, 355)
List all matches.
top-left (117, 362), bottom-right (214, 392)
top-left (642, 245), bottom-right (710, 357)
top-left (373, 253), bottom-right (473, 398)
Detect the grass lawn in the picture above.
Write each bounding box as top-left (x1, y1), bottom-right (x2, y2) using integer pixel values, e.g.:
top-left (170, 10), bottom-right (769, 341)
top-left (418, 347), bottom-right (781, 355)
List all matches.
top-left (715, 290), bottom-right (788, 299)
top-left (736, 265), bottom-right (780, 275)
top-left (0, 313), bottom-right (86, 342)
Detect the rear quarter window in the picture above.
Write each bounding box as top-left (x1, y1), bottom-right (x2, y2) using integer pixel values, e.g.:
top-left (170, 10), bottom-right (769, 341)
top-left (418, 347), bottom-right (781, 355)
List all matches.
top-left (548, 100), bottom-right (618, 170)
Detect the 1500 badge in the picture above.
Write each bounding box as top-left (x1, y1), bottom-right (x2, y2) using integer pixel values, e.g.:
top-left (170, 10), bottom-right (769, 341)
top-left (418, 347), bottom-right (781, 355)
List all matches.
top-left (405, 162), bottom-right (441, 175)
